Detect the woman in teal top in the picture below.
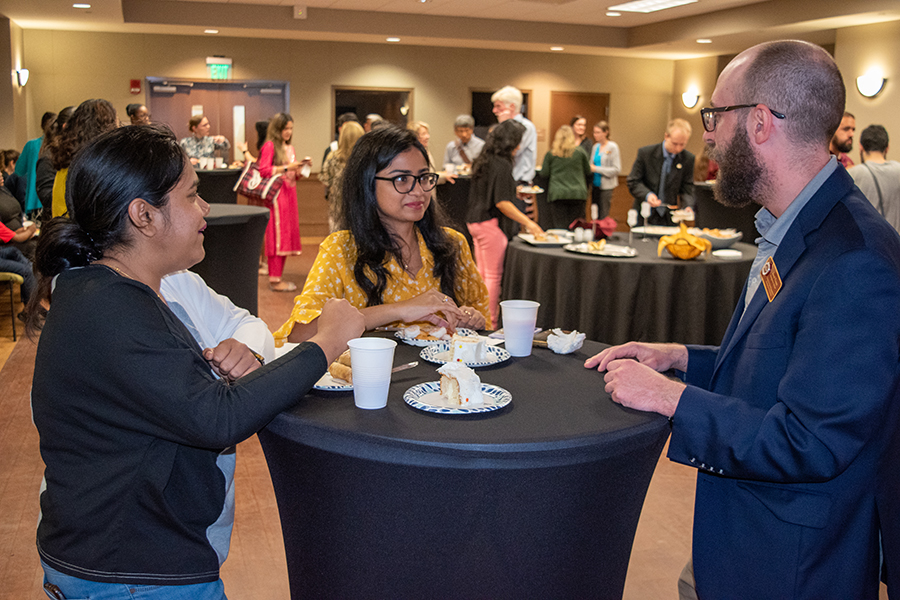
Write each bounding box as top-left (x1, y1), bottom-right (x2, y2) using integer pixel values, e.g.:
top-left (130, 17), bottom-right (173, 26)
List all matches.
top-left (539, 125), bottom-right (591, 229)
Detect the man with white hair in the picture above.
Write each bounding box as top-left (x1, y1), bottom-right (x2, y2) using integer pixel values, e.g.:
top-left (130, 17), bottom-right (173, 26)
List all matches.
top-left (491, 86), bottom-right (536, 184)
top-left (587, 40), bottom-right (900, 599)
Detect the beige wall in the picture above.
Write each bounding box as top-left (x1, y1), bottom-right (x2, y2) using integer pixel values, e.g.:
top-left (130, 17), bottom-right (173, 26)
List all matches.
top-left (19, 29), bottom-right (676, 173)
top-left (835, 21), bottom-right (900, 161)
top-left (670, 55), bottom-right (719, 159)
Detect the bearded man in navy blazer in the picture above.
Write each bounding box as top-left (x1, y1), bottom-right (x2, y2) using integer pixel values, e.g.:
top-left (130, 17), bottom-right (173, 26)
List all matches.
top-left (627, 118), bottom-right (695, 226)
top-left (587, 40), bottom-right (900, 600)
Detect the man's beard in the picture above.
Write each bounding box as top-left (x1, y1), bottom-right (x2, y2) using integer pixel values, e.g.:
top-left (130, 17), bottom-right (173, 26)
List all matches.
top-left (708, 126), bottom-right (766, 208)
top-left (834, 137), bottom-right (852, 153)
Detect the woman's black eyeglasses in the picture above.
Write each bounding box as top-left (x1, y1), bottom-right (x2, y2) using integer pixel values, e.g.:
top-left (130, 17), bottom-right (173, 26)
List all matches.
top-left (700, 104), bottom-right (786, 133)
top-left (374, 173), bottom-right (440, 193)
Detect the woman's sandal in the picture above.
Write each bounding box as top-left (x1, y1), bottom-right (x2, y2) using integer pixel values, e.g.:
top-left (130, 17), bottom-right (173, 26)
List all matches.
top-left (269, 281), bottom-right (297, 292)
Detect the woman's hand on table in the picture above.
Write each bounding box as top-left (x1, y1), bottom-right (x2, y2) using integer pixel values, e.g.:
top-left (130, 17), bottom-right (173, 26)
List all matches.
top-left (203, 339), bottom-right (263, 382)
top-left (457, 306), bottom-right (486, 331)
top-left (309, 298), bottom-right (366, 364)
top-left (392, 290), bottom-right (466, 332)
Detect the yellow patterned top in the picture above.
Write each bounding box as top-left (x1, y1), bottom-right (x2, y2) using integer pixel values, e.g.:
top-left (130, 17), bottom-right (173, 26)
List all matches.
top-left (273, 227), bottom-right (491, 346)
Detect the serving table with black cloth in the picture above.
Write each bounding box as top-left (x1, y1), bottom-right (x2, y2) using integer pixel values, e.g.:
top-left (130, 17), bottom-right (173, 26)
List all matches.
top-left (501, 234), bottom-right (756, 346)
top-left (693, 181), bottom-right (759, 237)
top-left (435, 175), bottom-right (473, 247)
top-left (258, 335), bottom-right (669, 600)
top-left (196, 167), bottom-right (242, 204)
top-left (189, 204), bottom-right (268, 315)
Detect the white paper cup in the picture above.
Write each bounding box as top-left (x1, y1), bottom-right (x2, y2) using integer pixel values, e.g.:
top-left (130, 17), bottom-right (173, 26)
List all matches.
top-left (215, 157), bottom-right (225, 168)
top-left (500, 300), bottom-right (540, 357)
top-left (199, 157), bottom-right (211, 169)
top-left (444, 163), bottom-right (456, 175)
top-left (348, 338), bottom-right (397, 409)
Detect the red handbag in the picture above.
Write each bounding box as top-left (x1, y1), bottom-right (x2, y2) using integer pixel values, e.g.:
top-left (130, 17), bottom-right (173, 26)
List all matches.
top-left (233, 161), bottom-right (283, 206)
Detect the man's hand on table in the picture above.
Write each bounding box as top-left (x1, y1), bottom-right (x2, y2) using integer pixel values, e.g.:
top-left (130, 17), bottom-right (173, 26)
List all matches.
top-left (584, 342), bottom-right (689, 418)
top-left (204, 338), bottom-right (263, 382)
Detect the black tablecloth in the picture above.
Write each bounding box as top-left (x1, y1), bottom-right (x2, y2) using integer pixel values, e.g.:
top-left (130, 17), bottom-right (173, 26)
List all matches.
top-left (501, 234), bottom-right (755, 346)
top-left (259, 336), bottom-right (669, 599)
top-left (196, 168), bottom-right (241, 204)
top-left (189, 204), bottom-right (268, 315)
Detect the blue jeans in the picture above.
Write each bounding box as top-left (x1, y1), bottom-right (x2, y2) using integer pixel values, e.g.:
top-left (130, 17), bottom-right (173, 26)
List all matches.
top-left (0, 246), bottom-right (34, 304)
top-left (41, 562), bottom-right (227, 600)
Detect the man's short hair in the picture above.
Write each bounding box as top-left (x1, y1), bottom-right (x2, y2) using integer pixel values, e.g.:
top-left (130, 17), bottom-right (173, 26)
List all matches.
top-left (843, 111), bottom-right (855, 120)
top-left (860, 125), bottom-right (889, 154)
top-left (740, 40), bottom-right (845, 150)
top-left (491, 86), bottom-right (523, 112)
top-left (454, 115), bottom-right (475, 129)
top-left (337, 112), bottom-right (359, 127)
top-left (666, 118), bottom-right (692, 137)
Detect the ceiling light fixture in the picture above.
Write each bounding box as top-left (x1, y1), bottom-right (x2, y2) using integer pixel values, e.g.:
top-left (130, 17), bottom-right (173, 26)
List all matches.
top-left (607, 0), bottom-right (696, 13)
top-left (386, 37), bottom-right (401, 42)
top-left (696, 38), bottom-right (712, 44)
top-left (550, 46), bottom-right (564, 52)
top-left (606, 12), bottom-right (621, 16)
top-left (857, 67), bottom-right (886, 98)
top-left (204, 29), bottom-right (219, 34)
top-left (73, 3), bottom-right (91, 8)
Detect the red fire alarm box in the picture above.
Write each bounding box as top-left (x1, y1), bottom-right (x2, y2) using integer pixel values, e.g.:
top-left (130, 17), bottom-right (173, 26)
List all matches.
top-left (130, 79), bottom-right (141, 94)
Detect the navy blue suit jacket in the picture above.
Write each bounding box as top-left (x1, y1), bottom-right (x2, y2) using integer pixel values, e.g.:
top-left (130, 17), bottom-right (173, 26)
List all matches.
top-left (667, 166), bottom-right (900, 599)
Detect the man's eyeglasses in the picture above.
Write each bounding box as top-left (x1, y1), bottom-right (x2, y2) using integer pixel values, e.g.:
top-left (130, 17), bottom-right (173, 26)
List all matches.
top-left (374, 173), bottom-right (440, 193)
top-left (700, 104), bottom-right (786, 133)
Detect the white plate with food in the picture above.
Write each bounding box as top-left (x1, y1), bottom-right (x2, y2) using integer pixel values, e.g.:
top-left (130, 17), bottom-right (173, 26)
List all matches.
top-left (313, 372), bottom-right (352, 391)
top-left (517, 233), bottom-right (571, 246)
top-left (630, 225), bottom-right (682, 237)
top-left (419, 343), bottom-right (511, 368)
top-left (697, 228), bottom-right (743, 249)
top-left (395, 326), bottom-right (477, 346)
top-left (517, 185), bottom-right (544, 195)
top-left (564, 241), bottom-right (638, 258)
top-left (403, 381), bottom-right (512, 415)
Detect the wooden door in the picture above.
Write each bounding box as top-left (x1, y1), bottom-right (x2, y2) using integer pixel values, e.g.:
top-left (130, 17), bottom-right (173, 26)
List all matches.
top-left (146, 79), bottom-right (288, 163)
top-left (549, 92), bottom-right (609, 141)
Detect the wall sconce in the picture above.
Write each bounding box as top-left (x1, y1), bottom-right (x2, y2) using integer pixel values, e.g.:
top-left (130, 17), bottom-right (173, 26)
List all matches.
top-left (682, 86), bottom-right (699, 109)
top-left (857, 68), bottom-right (886, 98)
top-left (16, 68), bottom-right (29, 87)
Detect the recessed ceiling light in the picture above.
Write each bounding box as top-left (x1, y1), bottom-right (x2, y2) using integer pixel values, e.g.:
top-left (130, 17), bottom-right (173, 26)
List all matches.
top-left (608, 0), bottom-right (696, 13)
top-left (606, 11), bottom-right (621, 16)
top-left (205, 29), bottom-right (219, 34)
top-left (386, 37), bottom-right (401, 43)
top-left (73, 3), bottom-right (91, 8)
top-left (550, 46), bottom-right (564, 52)
top-left (696, 38), bottom-right (712, 44)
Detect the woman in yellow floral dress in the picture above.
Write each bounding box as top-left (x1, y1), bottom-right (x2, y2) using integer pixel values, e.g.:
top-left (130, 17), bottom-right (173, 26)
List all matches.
top-left (274, 126), bottom-right (490, 346)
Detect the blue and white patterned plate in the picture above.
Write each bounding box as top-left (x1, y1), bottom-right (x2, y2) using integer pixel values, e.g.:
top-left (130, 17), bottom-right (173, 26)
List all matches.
top-left (403, 381), bottom-right (512, 414)
top-left (395, 327), bottom-right (477, 347)
top-left (419, 343), bottom-right (511, 368)
top-left (313, 372), bottom-right (352, 391)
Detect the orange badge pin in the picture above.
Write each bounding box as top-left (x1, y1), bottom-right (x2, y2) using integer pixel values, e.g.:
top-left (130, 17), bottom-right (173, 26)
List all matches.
top-left (760, 256), bottom-right (782, 302)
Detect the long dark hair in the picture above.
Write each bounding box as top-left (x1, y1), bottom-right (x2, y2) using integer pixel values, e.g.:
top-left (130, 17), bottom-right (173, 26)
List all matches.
top-left (38, 106), bottom-right (75, 160)
top-left (26, 124), bottom-right (187, 334)
top-left (49, 99), bottom-right (118, 170)
top-left (472, 119), bottom-right (525, 178)
top-left (340, 125), bottom-right (459, 307)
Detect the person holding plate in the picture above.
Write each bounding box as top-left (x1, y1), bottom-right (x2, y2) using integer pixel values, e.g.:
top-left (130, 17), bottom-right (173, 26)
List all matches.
top-left (28, 124), bottom-right (364, 600)
top-left (274, 125), bottom-right (490, 347)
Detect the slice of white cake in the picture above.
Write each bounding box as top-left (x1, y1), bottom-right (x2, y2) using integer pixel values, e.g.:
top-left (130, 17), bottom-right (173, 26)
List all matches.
top-left (437, 363), bottom-right (484, 407)
top-left (450, 333), bottom-right (487, 363)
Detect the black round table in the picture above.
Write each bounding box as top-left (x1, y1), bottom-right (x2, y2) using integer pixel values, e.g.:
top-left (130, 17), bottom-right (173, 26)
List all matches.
top-left (501, 233), bottom-right (756, 346)
top-left (189, 204), bottom-right (269, 315)
top-left (196, 168), bottom-right (242, 204)
top-left (259, 336), bottom-right (670, 600)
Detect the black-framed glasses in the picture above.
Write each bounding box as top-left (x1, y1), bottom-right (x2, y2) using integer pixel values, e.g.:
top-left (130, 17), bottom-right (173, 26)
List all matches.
top-left (374, 173), bottom-right (440, 193)
top-left (700, 104), bottom-right (786, 133)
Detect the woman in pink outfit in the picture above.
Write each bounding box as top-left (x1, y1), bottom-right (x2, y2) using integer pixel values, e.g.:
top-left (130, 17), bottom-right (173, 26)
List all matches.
top-left (258, 113), bottom-right (310, 292)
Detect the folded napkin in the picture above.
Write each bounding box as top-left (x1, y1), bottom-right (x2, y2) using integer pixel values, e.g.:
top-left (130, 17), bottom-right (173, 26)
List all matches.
top-left (547, 328), bottom-right (586, 354)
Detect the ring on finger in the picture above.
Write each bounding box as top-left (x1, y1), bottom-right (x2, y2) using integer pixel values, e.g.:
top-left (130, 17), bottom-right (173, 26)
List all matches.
top-left (442, 297), bottom-right (449, 303)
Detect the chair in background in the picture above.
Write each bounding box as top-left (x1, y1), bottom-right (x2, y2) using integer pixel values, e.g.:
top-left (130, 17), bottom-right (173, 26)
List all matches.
top-left (0, 272), bottom-right (23, 341)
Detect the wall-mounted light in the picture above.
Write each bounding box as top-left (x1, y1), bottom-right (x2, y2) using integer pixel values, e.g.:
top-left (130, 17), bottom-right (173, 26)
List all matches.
top-left (857, 67), bottom-right (886, 98)
top-left (682, 85), bottom-right (699, 109)
top-left (16, 69), bottom-right (29, 87)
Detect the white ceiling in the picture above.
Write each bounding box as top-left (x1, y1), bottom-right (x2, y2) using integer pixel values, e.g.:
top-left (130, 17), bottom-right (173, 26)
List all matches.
top-left (2, 0), bottom-right (899, 59)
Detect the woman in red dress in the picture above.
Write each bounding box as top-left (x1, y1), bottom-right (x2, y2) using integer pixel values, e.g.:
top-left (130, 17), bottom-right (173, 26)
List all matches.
top-left (258, 113), bottom-right (311, 292)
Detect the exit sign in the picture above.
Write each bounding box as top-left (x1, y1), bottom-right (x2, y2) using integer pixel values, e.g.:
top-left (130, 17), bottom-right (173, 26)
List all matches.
top-left (209, 64), bottom-right (230, 80)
